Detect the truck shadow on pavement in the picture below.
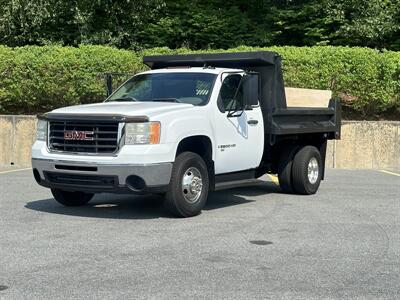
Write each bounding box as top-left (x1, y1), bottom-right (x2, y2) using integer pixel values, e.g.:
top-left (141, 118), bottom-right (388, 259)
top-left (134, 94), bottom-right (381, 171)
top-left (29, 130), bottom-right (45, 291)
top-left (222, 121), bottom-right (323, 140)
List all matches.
top-left (25, 180), bottom-right (280, 220)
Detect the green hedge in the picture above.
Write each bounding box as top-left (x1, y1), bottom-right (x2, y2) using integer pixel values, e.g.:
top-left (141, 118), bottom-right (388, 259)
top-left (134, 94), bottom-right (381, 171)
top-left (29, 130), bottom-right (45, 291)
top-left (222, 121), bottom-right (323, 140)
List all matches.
top-left (0, 45), bottom-right (141, 114)
top-left (0, 45), bottom-right (399, 118)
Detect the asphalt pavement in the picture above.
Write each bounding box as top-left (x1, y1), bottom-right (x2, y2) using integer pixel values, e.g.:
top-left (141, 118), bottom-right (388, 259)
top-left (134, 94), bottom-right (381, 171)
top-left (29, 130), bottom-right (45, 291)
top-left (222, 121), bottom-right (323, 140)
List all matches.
top-left (0, 168), bottom-right (399, 299)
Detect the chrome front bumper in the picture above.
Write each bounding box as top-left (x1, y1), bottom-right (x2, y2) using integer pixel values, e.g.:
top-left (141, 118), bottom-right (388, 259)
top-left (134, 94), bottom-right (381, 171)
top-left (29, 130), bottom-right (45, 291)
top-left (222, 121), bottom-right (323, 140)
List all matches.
top-left (32, 158), bottom-right (172, 194)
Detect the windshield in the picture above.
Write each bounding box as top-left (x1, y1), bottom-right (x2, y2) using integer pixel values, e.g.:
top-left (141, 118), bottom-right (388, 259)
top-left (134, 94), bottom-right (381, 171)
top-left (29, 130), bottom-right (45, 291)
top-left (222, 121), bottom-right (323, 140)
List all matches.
top-left (106, 72), bottom-right (216, 105)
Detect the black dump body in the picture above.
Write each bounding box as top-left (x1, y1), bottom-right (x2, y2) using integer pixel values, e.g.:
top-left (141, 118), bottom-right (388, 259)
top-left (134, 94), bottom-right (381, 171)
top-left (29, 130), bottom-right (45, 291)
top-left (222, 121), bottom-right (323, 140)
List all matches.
top-left (144, 51), bottom-right (341, 140)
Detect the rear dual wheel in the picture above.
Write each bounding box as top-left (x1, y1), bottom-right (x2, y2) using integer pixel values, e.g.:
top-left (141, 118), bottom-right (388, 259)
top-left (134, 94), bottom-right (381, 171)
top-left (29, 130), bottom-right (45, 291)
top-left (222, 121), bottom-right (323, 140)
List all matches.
top-left (278, 145), bottom-right (322, 195)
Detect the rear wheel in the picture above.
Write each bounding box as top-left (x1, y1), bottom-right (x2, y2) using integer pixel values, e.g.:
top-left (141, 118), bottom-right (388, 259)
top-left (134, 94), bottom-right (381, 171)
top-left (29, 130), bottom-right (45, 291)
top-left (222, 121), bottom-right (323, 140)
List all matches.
top-left (165, 152), bottom-right (209, 217)
top-left (51, 189), bottom-right (94, 206)
top-left (291, 146), bottom-right (322, 195)
top-left (277, 146), bottom-right (297, 193)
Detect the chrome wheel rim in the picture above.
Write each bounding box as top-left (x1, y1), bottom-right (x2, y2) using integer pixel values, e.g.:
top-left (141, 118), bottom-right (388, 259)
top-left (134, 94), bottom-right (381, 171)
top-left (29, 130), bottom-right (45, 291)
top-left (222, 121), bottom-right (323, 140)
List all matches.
top-left (307, 157), bottom-right (319, 184)
top-left (181, 167), bottom-right (203, 203)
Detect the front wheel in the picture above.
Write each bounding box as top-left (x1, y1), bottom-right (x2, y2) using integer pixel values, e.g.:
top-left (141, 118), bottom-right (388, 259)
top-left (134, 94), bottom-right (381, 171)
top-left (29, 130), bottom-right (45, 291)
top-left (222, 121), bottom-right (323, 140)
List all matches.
top-left (164, 152), bottom-right (209, 217)
top-left (51, 189), bottom-right (94, 206)
top-left (291, 146), bottom-right (322, 195)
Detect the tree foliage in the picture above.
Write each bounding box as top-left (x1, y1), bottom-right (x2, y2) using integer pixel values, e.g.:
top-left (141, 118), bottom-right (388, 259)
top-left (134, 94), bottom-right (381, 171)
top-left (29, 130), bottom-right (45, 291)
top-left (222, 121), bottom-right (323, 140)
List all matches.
top-left (0, 0), bottom-right (164, 48)
top-left (0, 0), bottom-right (399, 50)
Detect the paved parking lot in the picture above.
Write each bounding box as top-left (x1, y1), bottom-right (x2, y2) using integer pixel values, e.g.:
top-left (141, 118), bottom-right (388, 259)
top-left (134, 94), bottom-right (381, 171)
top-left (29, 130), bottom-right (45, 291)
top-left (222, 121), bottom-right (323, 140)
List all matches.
top-left (0, 168), bottom-right (399, 299)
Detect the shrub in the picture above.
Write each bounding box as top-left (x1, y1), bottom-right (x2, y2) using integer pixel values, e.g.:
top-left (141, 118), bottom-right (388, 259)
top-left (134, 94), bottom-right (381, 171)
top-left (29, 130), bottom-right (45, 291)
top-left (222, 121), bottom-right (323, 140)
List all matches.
top-left (0, 45), bottom-right (141, 114)
top-left (0, 45), bottom-right (399, 118)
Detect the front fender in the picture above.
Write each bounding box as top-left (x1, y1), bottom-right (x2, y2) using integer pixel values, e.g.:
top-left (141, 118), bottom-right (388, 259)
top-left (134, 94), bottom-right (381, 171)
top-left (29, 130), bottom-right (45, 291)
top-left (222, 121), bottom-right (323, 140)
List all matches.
top-left (163, 115), bottom-right (215, 160)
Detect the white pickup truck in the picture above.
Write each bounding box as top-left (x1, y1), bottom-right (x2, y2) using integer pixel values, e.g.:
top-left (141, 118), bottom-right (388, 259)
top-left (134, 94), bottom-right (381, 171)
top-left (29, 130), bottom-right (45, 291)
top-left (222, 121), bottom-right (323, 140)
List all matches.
top-left (32, 52), bottom-right (341, 217)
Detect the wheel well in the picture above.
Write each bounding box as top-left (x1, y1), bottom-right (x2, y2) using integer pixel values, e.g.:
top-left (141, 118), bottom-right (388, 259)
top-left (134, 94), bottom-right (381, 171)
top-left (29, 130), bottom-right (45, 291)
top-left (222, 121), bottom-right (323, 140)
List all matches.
top-left (176, 135), bottom-right (215, 190)
top-left (176, 135), bottom-right (212, 159)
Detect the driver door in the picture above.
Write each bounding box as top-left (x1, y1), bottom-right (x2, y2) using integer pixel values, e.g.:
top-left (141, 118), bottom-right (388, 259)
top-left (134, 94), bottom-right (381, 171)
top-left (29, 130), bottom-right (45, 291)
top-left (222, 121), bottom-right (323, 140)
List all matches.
top-left (213, 73), bottom-right (264, 174)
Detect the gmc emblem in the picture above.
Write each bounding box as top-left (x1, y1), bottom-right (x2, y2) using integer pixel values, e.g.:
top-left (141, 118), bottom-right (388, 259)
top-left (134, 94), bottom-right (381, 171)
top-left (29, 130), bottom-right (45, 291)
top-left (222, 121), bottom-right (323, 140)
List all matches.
top-left (64, 130), bottom-right (94, 141)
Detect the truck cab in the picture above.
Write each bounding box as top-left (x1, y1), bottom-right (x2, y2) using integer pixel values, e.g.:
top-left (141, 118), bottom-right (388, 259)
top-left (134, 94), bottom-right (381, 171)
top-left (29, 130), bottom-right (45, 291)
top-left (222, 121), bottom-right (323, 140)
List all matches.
top-left (32, 51), bottom-right (341, 217)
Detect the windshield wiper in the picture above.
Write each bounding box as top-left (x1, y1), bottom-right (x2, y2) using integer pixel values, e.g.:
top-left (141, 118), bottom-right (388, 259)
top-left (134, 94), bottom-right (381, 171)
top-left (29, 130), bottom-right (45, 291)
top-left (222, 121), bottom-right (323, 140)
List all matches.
top-left (110, 96), bottom-right (138, 102)
top-left (151, 98), bottom-right (182, 103)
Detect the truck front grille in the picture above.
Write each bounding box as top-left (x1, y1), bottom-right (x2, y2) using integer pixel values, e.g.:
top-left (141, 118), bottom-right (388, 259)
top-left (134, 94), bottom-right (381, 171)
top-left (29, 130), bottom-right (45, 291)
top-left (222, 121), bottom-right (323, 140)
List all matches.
top-left (48, 120), bottom-right (120, 154)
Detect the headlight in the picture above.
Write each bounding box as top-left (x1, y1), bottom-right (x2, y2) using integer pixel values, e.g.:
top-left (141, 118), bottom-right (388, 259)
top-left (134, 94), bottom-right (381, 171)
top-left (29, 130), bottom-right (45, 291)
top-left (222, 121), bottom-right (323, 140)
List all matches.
top-left (36, 119), bottom-right (48, 141)
top-left (125, 122), bottom-right (161, 145)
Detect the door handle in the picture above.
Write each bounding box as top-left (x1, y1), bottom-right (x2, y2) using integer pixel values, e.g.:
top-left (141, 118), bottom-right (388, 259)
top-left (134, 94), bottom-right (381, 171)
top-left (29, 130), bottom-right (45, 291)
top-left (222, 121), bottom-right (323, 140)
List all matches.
top-left (247, 119), bottom-right (258, 125)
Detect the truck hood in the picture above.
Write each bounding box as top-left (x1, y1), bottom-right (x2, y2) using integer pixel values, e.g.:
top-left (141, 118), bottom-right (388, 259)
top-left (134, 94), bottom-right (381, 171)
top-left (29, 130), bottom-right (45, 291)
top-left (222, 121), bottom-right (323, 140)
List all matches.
top-left (50, 101), bottom-right (194, 118)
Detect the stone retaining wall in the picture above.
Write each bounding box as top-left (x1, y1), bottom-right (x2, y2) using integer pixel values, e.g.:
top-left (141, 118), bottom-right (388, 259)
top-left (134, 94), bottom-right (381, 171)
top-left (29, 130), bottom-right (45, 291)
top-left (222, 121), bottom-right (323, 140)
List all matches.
top-left (1, 115), bottom-right (399, 170)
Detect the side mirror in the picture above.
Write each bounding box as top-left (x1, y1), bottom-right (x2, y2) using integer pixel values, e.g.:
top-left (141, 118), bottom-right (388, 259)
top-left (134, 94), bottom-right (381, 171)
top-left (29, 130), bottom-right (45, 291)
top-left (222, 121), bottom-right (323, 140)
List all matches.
top-left (243, 73), bottom-right (260, 106)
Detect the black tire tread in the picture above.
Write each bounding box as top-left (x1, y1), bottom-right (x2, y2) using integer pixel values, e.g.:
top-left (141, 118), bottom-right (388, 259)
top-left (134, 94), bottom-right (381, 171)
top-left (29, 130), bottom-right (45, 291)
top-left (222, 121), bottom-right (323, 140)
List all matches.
top-left (277, 146), bottom-right (297, 194)
top-left (292, 146), bottom-right (322, 195)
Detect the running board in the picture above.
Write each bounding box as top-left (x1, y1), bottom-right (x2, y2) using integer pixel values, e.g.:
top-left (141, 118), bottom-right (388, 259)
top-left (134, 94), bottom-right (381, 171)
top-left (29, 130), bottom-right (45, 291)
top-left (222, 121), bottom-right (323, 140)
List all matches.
top-left (214, 179), bottom-right (262, 191)
top-left (213, 169), bottom-right (258, 191)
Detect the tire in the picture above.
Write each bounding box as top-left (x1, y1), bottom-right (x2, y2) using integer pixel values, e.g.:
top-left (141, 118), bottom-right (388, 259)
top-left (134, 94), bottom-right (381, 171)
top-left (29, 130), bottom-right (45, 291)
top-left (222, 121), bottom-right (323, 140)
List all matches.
top-left (51, 189), bottom-right (94, 206)
top-left (164, 152), bottom-right (209, 217)
top-left (277, 146), bottom-right (298, 193)
top-left (291, 146), bottom-right (322, 195)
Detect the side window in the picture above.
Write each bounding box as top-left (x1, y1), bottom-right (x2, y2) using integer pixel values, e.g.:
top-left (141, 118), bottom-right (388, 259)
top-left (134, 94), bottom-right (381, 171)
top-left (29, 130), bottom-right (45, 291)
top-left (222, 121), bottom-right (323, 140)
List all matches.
top-left (218, 74), bottom-right (244, 112)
